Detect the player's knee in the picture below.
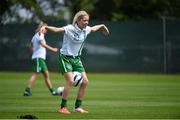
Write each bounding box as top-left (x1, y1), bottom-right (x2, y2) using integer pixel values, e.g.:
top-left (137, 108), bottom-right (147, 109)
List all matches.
top-left (82, 78), bottom-right (88, 86)
top-left (68, 80), bottom-right (74, 87)
top-left (43, 71), bottom-right (49, 79)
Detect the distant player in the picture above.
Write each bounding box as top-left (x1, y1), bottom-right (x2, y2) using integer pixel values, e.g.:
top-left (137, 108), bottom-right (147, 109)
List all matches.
top-left (23, 21), bottom-right (58, 96)
top-left (45, 10), bottom-right (110, 114)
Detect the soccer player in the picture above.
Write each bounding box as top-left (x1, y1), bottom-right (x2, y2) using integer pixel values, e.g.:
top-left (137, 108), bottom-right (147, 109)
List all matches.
top-left (23, 21), bottom-right (58, 96)
top-left (45, 10), bottom-right (110, 114)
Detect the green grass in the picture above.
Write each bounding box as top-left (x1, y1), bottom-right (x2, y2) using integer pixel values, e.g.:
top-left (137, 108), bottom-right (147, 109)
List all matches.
top-left (0, 72), bottom-right (180, 119)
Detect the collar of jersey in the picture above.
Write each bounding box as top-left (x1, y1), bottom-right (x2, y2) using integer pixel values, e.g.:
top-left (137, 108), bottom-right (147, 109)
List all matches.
top-left (38, 32), bottom-right (44, 36)
top-left (75, 24), bottom-right (85, 32)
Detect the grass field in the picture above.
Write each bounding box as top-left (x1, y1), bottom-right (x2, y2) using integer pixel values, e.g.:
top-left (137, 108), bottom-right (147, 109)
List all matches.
top-left (0, 72), bottom-right (180, 119)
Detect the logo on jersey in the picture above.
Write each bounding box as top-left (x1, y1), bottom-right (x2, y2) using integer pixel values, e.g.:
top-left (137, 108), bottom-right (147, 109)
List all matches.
top-left (73, 31), bottom-right (86, 42)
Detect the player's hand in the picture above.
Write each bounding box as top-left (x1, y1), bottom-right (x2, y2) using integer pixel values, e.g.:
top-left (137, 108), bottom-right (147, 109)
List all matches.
top-left (102, 25), bottom-right (110, 35)
top-left (52, 48), bottom-right (58, 52)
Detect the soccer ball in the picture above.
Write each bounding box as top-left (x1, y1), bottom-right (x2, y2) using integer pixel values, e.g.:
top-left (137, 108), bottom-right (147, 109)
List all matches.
top-left (56, 86), bottom-right (64, 95)
top-left (73, 71), bottom-right (83, 87)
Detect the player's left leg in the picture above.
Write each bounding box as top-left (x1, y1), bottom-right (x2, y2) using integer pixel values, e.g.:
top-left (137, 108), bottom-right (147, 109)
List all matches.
top-left (74, 72), bottom-right (88, 113)
top-left (41, 59), bottom-right (56, 95)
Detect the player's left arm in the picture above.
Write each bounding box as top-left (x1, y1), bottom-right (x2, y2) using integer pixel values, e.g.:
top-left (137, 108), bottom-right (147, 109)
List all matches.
top-left (91, 24), bottom-right (110, 35)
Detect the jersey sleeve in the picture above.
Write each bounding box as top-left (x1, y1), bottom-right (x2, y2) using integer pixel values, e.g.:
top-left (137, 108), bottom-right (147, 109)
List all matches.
top-left (63, 24), bottom-right (73, 34)
top-left (86, 26), bottom-right (91, 35)
top-left (38, 33), bottom-right (45, 42)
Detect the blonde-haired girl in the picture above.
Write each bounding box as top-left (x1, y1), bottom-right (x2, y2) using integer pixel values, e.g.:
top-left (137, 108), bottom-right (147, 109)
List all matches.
top-left (45, 10), bottom-right (110, 114)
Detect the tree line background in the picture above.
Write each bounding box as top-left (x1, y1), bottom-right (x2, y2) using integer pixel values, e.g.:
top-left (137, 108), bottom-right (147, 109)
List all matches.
top-left (1, 0), bottom-right (180, 24)
top-left (1, 0), bottom-right (180, 73)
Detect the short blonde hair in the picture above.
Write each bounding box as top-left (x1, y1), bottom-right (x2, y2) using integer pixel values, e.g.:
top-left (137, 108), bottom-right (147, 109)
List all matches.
top-left (72, 10), bottom-right (89, 26)
top-left (35, 21), bottom-right (47, 33)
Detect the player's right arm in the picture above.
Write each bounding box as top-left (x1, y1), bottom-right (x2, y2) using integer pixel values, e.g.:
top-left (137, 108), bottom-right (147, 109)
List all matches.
top-left (39, 40), bottom-right (58, 53)
top-left (45, 26), bottom-right (65, 33)
top-left (28, 42), bottom-right (34, 52)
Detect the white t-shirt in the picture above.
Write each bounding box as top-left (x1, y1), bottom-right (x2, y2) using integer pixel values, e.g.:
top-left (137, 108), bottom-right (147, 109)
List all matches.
top-left (31, 32), bottom-right (46, 60)
top-left (60, 24), bottom-right (91, 56)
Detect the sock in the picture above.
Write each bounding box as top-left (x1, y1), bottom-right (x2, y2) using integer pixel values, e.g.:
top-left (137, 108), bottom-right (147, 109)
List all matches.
top-left (49, 88), bottom-right (55, 93)
top-left (75, 99), bottom-right (82, 109)
top-left (25, 87), bottom-right (31, 93)
top-left (61, 99), bottom-right (67, 108)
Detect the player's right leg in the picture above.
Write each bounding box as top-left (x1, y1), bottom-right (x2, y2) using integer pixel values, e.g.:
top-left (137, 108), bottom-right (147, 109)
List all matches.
top-left (57, 54), bottom-right (75, 114)
top-left (24, 58), bottom-right (40, 96)
top-left (23, 73), bottom-right (38, 96)
top-left (58, 72), bottom-right (74, 114)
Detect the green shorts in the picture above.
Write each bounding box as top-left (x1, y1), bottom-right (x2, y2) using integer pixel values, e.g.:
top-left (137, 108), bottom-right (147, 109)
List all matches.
top-left (32, 58), bottom-right (48, 73)
top-left (58, 53), bottom-right (85, 74)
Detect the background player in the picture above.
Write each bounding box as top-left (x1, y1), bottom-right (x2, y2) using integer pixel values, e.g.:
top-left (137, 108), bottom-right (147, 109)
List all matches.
top-left (23, 21), bottom-right (58, 96)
